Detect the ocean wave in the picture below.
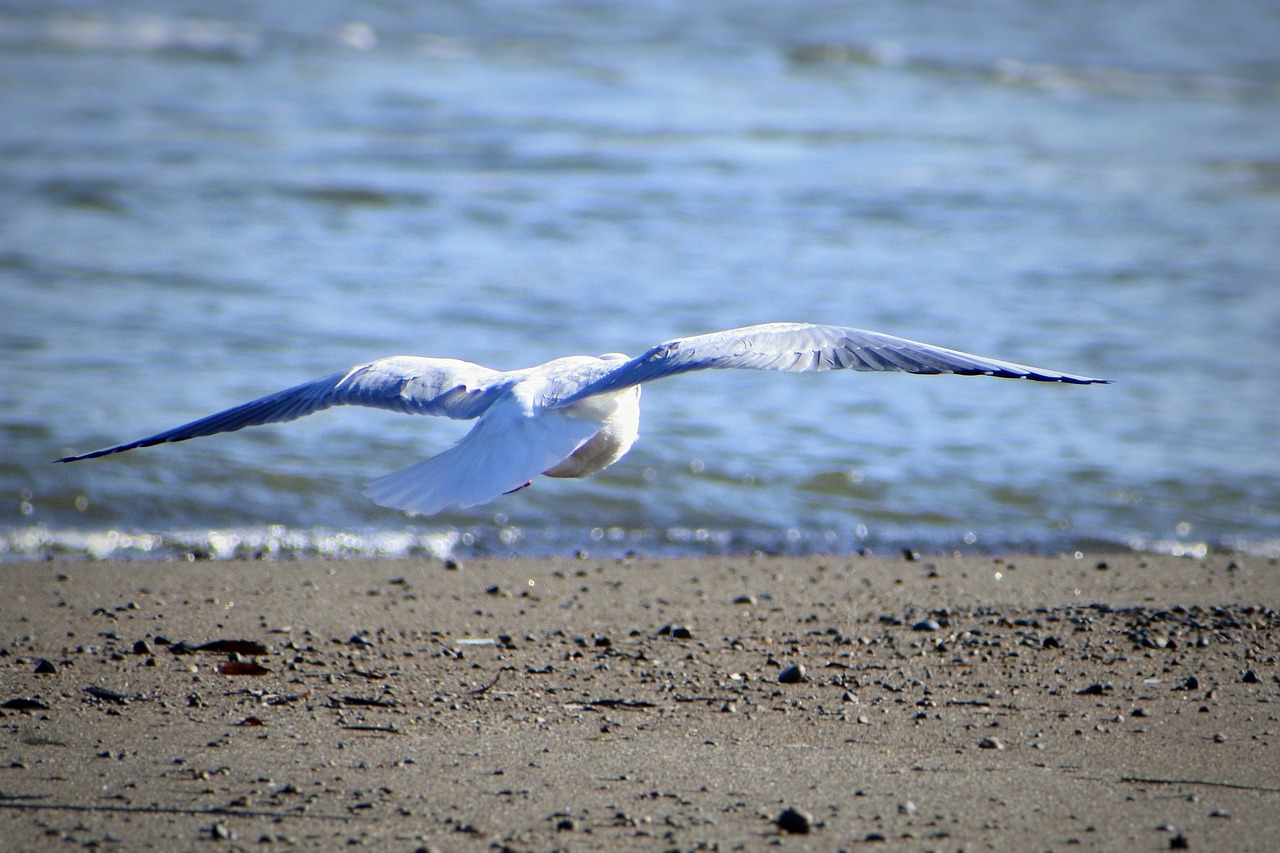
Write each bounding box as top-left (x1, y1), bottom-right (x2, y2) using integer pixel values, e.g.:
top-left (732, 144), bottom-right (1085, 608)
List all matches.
top-left (3, 523), bottom-right (1275, 563)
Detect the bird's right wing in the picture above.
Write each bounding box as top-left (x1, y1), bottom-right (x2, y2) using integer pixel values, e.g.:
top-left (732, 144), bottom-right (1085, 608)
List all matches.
top-left (558, 322), bottom-right (1107, 404)
top-left (57, 356), bottom-right (509, 462)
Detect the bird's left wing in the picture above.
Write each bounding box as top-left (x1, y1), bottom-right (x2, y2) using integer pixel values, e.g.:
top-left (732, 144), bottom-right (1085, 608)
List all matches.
top-left (557, 322), bottom-right (1107, 404)
top-left (57, 356), bottom-right (508, 462)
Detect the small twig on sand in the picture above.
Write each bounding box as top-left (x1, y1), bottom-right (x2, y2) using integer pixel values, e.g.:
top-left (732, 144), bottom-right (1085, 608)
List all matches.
top-left (340, 724), bottom-right (400, 733)
top-left (0, 801), bottom-right (360, 821)
top-left (468, 670), bottom-right (502, 695)
top-left (1121, 776), bottom-right (1280, 794)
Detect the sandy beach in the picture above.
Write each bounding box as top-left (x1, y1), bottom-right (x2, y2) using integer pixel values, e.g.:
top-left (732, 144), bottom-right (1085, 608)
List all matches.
top-left (1, 552), bottom-right (1276, 851)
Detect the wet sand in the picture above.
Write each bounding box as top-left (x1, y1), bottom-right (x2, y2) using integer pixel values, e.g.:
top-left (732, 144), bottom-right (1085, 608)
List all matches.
top-left (1, 552), bottom-right (1277, 851)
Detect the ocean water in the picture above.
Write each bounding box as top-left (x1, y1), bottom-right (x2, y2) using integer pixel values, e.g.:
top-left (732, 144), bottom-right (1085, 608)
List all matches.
top-left (3, 1), bottom-right (1278, 561)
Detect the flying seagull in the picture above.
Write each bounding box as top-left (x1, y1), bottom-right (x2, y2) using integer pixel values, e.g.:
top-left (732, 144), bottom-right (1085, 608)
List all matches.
top-left (58, 322), bottom-right (1107, 515)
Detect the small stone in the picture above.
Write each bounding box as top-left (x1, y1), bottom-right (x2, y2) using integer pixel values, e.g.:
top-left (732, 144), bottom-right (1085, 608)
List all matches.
top-left (132, 640), bottom-right (153, 655)
top-left (978, 736), bottom-right (1005, 750)
top-left (776, 806), bottom-right (813, 834)
top-left (912, 618), bottom-right (941, 632)
top-left (1075, 682), bottom-right (1111, 696)
top-left (1241, 669), bottom-right (1260, 684)
top-left (33, 658), bottom-right (57, 675)
top-left (1212, 732), bottom-right (1226, 743)
top-left (555, 817), bottom-right (577, 831)
top-left (1, 698), bottom-right (49, 711)
top-left (1170, 833), bottom-right (1190, 849)
top-left (778, 664), bottom-right (807, 684)
top-left (732, 594), bottom-right (757, 605)
top-left (898, 800), bottom-right (918, 816)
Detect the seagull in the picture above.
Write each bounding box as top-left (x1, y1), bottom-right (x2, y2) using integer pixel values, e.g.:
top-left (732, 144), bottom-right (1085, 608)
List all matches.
top-left (58, 322), bottom-right (1107, 515)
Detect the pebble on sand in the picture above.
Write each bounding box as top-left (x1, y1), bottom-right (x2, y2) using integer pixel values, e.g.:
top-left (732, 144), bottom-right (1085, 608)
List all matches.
top-left (776, 806), bottom-right (814, 834)
top-left (778, 663), bottom-right (807, 684)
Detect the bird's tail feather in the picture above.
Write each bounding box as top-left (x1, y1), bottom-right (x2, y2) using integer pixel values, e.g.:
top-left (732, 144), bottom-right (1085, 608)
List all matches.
top-left (364, 406), bottom-right (601, 516)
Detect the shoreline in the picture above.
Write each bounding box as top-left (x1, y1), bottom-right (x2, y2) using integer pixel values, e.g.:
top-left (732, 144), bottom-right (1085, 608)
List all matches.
top-left (2, 552), bottom-right (1277, 850)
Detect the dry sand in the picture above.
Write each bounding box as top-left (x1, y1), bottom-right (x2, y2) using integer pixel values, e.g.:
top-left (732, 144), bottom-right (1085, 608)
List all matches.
top-left (1, 552), bottom-right (1277, 851)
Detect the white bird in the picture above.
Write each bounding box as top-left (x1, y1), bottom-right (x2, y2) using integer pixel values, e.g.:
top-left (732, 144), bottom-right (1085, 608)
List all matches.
top-left (58, 322), bottom-right (1107, 515)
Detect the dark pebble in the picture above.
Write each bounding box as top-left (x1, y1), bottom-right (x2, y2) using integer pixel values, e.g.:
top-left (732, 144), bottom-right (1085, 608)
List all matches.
top-left (1075, 683), bottom-right (1111, 696)
top-left (132, 640), bottom-right (153, 656)
top-left (33, 658), bottom-right (57, 674)
top-left (776, 806), bottom-right (813, 834)
top-left (196, 639), bottom-right (269, 656)
top-left (1241, 669), bottom-right (1260, 683)
top-left (778, 664), bottom-right (807, 684)
top-left (912, 618), bottom-right (941, 632)
top-left (1170, 833), bottom-right (1190, 849)
top-left (84, 685), bottom-right (128, 704)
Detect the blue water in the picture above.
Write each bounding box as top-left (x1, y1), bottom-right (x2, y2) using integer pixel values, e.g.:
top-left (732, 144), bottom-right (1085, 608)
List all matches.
top-left (3, 2), bottom-right (1279, 561)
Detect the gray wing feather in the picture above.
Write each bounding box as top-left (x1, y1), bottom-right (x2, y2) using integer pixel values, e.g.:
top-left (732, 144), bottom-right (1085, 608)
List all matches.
top-left (558, 322), bottom-right (1107, 404)
top-left (57, 356), bottom-right (507, 462)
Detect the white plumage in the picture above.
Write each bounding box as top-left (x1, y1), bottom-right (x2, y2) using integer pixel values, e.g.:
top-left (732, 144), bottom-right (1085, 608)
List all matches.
top-left (58, 322), bottom-right (1107, 515)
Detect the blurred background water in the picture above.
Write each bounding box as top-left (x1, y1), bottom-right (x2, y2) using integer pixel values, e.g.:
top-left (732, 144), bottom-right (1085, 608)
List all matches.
top-left (2, 1), bottom-right (1278, 561)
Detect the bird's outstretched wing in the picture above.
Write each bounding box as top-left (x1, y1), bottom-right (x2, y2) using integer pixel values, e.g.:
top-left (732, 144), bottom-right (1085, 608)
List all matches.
top-left (559, 322), bottom-right (1107, 404)
top-left (56, 356), bottom-right (508, 462)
